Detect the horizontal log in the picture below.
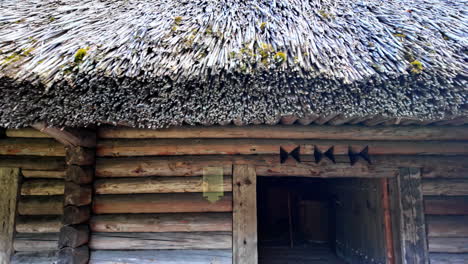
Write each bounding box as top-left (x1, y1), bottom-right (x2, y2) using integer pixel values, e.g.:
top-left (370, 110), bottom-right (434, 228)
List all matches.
top-left (426, 216), bottom-right (468, 237)
top-left (423, 179), bottom-right (468, 196)
top-left (21, 179), bottom-right (64, 196)
top-left (429, 253), bottom-right (468, 264)
top-left (13, 233), bottom-right (59, 251)
top-left (90, 213), bottom-right (232, 232)
top-left (98, 125), bottom-right (468, 141)
top-left (11, 251), bottom-right (58, 264)
top-left (424, 196), bottom-right (468, 215)
top-left (89, 250), bottom-right (232, 264)
top-left (0, 138), bottom-right (65, 156)
top-left (94, 177), bottom-right (232, 194)
top-left (32, 123), bottom-right (96, 148)
top-left (18, 195), bottom-right (64, 215)
top-left (0, 156), bottom-right (66, 170)
top-left (96, 139), bottom-right (468, 157)
top-left (6, 128), bottom-right (51, 138)
top-left (429, 237), bottom-right (468, 253)
top-left (89, 232), bottom-right (232, 250)
top-left (22, 170), bottom-right (65, 179)
top-left (16, 215), bottom-right (62, 233)
top-left (93, 193), bottom-right (232, 214)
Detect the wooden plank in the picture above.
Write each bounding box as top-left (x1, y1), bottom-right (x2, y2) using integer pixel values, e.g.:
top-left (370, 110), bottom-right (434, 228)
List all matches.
top-left (96, 139), bottom-right (468, 157)
top-left (16, 216), bottom-right (62, 233)
top-left (13, 233), bottom-right (59, 251)
top-left (21, 179), bottom-right (64, 196)
top-left (18, 196), bottom-right (64, 215)
top-left (382, 178), bottom-right (395, 264)
top-left (98, 125), bottom-right (468, 141)
top-left (32, 123), bottom-right (96, 148)
top-left (429, 253), bottom-right (468, 264)
top-left (428, 238), bottom-right (468, 253)
top-left (89, 232), bottom-right (232, 250)
top-left (11, 251), bottom-right (58, 264)
top-left (424, 196), bottom-right (468, 215)
top-left (0, 168), bottom-right (19, 264)
top-left (233, 165), bottom-right (257, 264)
top-left (0, 156), bottom-right (65, 170)
top-left (93, 193), bottom-right (233, 214)
top-left (426, 216), bottom-right (468, 237)
top-left (89, 249), bottom-right (232, 264)
top-left (6, 128), bottom-right (51, 138)
top-left (422, 179), bottom-right (468, 195)
top-left (90, 213), bottom-right (232, 232)
top-left (390, 168), bottom-right (429, 264)
top-left (94, 176), bottom-right (232, 194)
top-left (22, 170), bottom-right (65, 179)
top-left (0, 138), bottom-right (65, 156)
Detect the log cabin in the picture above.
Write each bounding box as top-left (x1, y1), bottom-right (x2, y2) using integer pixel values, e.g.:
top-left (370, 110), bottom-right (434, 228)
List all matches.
top-left (0, 0), bottom-right (467, 264)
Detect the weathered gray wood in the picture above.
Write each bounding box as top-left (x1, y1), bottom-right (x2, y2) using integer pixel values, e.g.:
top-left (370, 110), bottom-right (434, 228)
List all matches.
top-left (17, 196), bottom-right (64, 215)
top-left (16, 215), bottom-right (62, 233)
top-left (11, 251), bottom-right (58, 264)
top-left (63, 206), bottom-right (91, 226)
top-left (89, 249), bottom-right (232, 264)
top-left (422, 179), bottom-right (468, 196)
top-left (20, 179), bottom-right (64, 196)
top-left (424, 196), bottom-right (468, 215)
top-left (58, 225), bottom-right (89, 249)
top-left (65, 165), bottom-right (93, 184)
top-left (429, 253), bottom-right (468, 264)
top-left (89, 232), bottom-right (232, 250)
top-left (58, 246), bottom-right (89, 264)
top-left (233, 165), bottom-right (257, 264)
top-left (32, 123), bottom-right (96, 148)
top-left (426, 216), bottom-right (468, 237)
top-left (428, 238), bottom-right (468, 253)
top-left (0, 168), bottom-right (19, 264)
top-left (64, 182), bottom-right (92, 206)
top-left (90, 213), bottom-right (232, 232)
top-left (391, 168), bottom-right (429, 264)
top-left (13, 233), bottom-right (59, 251)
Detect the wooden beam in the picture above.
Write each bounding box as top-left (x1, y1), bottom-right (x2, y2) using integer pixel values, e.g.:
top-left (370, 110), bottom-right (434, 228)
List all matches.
top-left (17, 196), bottom-right (64, 215)
top-left (0, 156), bottom-right (65, 170)
top-left (97, 125), bottom-right (468, 141)
top-left (11, 251), bottom-right (58, 264)
top-left (89, 232), bottom-right (232, 250)
top-left (5, 128), bottom-right (51, 138)
top-left (89, 250), bottom-right (232, 264)
top-left (428, 237), bottom-right (468, 253)
top-left (16, 216), bottom-right (62, 233)
top-left (64, 182), bottom-right (92, 207)
top-left (93, 193), bottom-right (232, 214)
top-left (0, 168), bottom-right (19, 264)
top-left (233, 165), bottom-right (257, 264)
top-left (424, 196), bottom-right (468, 215)
top-left (422, 179), bottom-right (468, 195)
top-left (22, 170), bottom-right (65, 179)
top-left (32, 123), bottom-right (96, 148)
top-left (13, 233), bottom-right (59, 251)
top-left (20, 179), bottom-right (64, 196)
top-left (90, 213), bottom-right (232, 232)
top-left (426, 216), bottom-right (468, 237)
top-left (0, 138), bottom-right (65, 156)
top-left (63, 206), bottom-right (90, 226)
top-left (390, 168), bottom-right (429, 264)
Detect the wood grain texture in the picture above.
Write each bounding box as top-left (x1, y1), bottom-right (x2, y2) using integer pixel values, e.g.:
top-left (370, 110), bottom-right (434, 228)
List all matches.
top-left (426, 216), bottom-right (468, 237)
top-left (63, 206), bottom-right (90, 225)
top-left (424, 196), bottom-right (468, 215)
top-left (22, 170), bottom-right (65, 179)
top-left (58, 225), bottom-right (89, 249)
top-left (233, 165), bottom-right (257, 264)
top-left (0, 156), bottom-right (66, 170)
top-left (94, 176), bottom-right (232, 194)
top-left (93, 193), bottom-right (233, 214)
top-left (18, 195), bottom-right (64, 215)
top-left (65, 165), bottom-right (93, 184)
top-left (0, 138), bottom-right (65, 156)
top-left (428, 238), bottom-right (468, 253)
top-left (6, 128), bottom-right (51, 138)
top-left (90, 213), bottom-right (232, 232)
top-left (21, 179), bottom-right (64, 196)
top-left (422, 179), bottom-right (468, 195)
top-left (16, 215), bottom-right (62, 233)
top-left (58, 246), bottom-right (89, 264)
top-left (89, 232), bottom-right (232, 250)
top-left (89, 249), bottom-right (232, 264)
top-left (64, 182), bottom-right (92, 206)
top-left (97, 125), bottom-right (468, 141)
top-left (32, 123), bottom-right (96, 148)
top-left (0, 168), bottom-right (19, 264)
top-left (11, 251), bottom-right (58, 264)
top-left (66, 146), bottom-right (95, 166)
top-left (13, 233), bottom-right (59, 251)
top-left (429, 253), bottom-right (468, 264)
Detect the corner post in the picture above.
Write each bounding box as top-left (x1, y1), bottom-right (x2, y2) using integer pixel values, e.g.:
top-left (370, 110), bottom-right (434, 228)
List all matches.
top-left (0, 168), bottom-right (20, 264)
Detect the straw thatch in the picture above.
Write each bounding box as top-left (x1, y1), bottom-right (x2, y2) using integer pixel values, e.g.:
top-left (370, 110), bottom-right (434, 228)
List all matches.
top-left (0, 0), bottom-right (467, 128)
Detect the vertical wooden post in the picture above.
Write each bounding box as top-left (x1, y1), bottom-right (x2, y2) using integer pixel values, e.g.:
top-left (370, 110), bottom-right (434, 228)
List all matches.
top-left (382, 178), bottom-right (395, 264)
top-left (390, 168), bottom-right (429, 264)
top-left (233, 165), bottom-right (257, 264)
top-left (0, 168), bottom-right (19, 264)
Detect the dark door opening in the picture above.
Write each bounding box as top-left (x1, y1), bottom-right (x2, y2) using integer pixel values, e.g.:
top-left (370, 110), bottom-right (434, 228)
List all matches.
top-left (257, 177), bottom-right (388, 264)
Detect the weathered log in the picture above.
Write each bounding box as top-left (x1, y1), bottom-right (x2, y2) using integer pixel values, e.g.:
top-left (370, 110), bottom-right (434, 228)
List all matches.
top-left (93, 193), bottom-right (233, 214)
top-left (90, 213), bottom-right (232, 232)
top-left (0, 168), bottom-right (19, 263)
top-left (422, 179), bottom-right (468, 196)
top-left (0, 138), bottom-right (65, 156)
top-left (94, 176), bottom-right (232, 194)
top-left (11, 251), bottom-right (58, 264)
top-left (89, 232), bottom-right (232, 250)
top-left (21, 179), bottom-right (64, 196)
top-left (6, 128), bottom-right (51, 138)
top-left (426, 216), bottom-right (468, 237)
top-left (63, 206), bottom-right (91, 225)
top-left (424, 196), bottom-right (468, 215)
top-left (0, 156), bottom-right (66, 170)
top-left (58, 225), bottom-right (89, 249)
top-left (429, 253), bottom-right (468, 264)
top-left (64, 182), bottom-right (92, 206)
top-left (18, 196), bottom-right (64, 215)
top-left (428, 237), bottom-right (468, 253)
top-left (89, 249), bottom-right (232, 264)
top-left (96, 139), bottom-right (468, 157)
top-left (66, 165), bottom-right (94, 184)
top-left (16, 215), bottom-right (62, 233)
top-left (13, 233), bottom-right (59, 251)
top-left (66, 146), bottom-right (95, 166)
top-left (58, 246), bottom-right (89, 264)
top-left (32, 122), bottom-right (96, 148)
top-left (22, 170), bottom-right (65, 179)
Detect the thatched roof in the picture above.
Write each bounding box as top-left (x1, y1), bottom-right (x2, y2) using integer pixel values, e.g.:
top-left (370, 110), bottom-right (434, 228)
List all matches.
top-left (0, 0), bottom-right (467, 128)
